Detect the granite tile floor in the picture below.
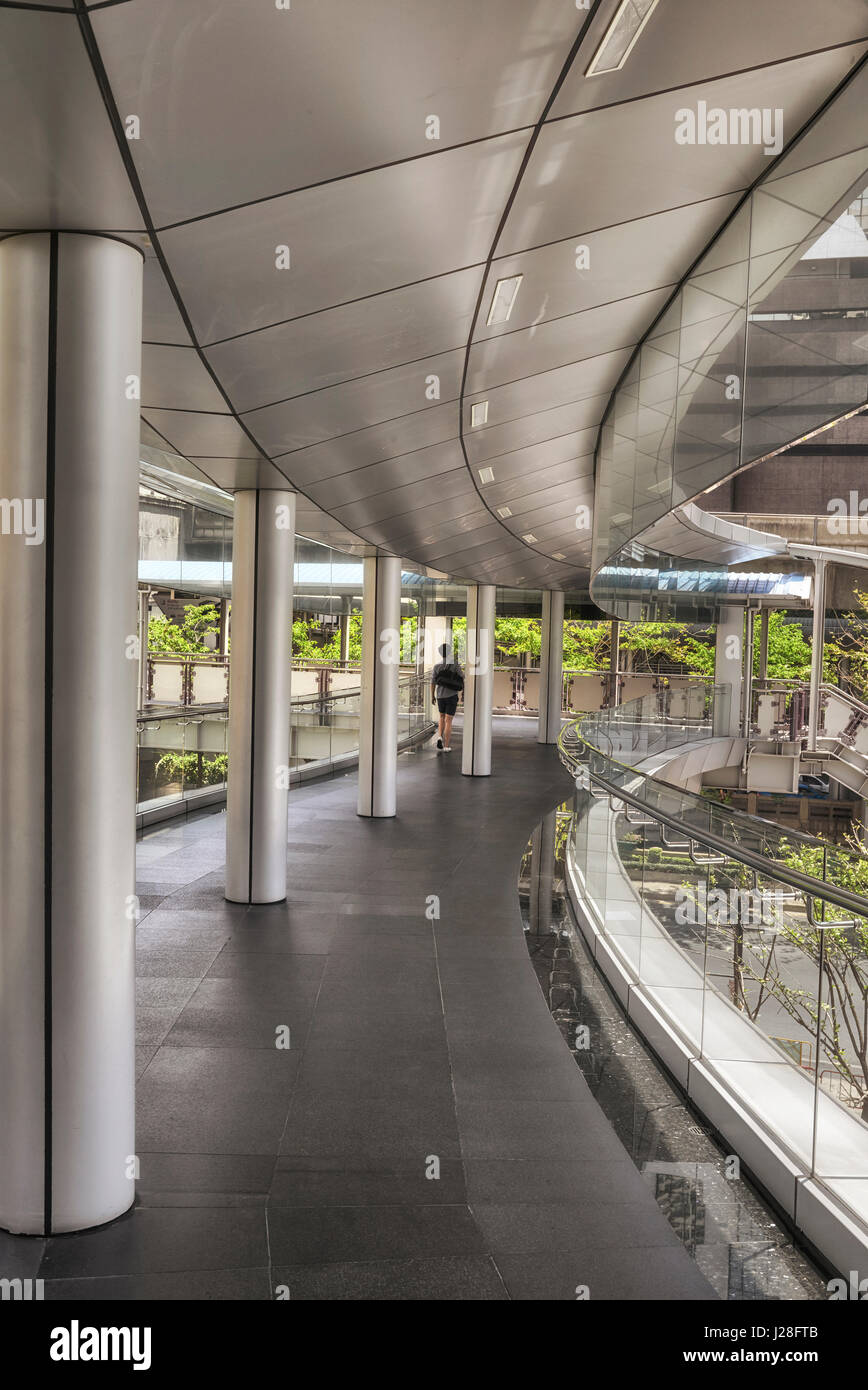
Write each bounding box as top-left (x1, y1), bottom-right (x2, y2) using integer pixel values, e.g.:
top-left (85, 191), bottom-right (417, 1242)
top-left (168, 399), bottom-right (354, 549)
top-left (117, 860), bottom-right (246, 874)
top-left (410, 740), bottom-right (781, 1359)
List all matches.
top-left (12, 716), bottom-right (716, 1300)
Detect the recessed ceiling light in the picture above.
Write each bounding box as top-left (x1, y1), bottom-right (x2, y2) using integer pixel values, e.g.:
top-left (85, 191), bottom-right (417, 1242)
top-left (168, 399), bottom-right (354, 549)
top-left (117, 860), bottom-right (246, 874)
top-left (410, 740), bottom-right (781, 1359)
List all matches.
top-left (585, 0), bottom-right (660, 77)
top-left (497, 505), bottom-right (512, 518)
top-left (486, 274), bottom-right (523, 327)
top-left (522, 533), bottom-right (538, 544)
top-left (478, 466), bottom-right (495, 484)
top-left (470, 400), bottom-right (489, 428)
top-left (552, 552), bottom-right (566, 560)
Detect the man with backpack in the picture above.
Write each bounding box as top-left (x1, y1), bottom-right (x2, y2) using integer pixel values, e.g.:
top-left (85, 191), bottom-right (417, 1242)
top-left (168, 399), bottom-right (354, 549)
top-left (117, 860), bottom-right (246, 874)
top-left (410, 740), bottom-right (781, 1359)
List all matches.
top-left (430, 642), bottom-right (464, 753)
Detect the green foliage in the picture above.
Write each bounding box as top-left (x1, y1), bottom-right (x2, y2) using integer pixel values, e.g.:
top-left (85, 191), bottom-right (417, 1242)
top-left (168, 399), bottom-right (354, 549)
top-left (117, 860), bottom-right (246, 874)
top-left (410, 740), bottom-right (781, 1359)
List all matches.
top-left (738, 831), bottom-right (868, 1109)
top-left (154, 752), bottom-right (227, 788)
top-left (621, 621), bottom-right (714, 676)
top-left (563, 621), bottom-right (609, 670)
top-left (827, 586), bottom-right (868, 698)
top-left (758, 611), bottom-right (815, 682)
top-left (494, 617), bottom-right (541, 659)
top-left (148, 603), bottom-right (221, 654)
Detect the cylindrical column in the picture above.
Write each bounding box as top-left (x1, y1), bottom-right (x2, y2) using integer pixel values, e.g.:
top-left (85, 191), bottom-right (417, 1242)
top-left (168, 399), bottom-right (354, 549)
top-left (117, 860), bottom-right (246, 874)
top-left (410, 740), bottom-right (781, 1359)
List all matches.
top-left (137, 588), bottom-right (150, 711)
top-left (609, 618), bottom-right (621, 707)
top-left (357, 554), bottom-right (401, 818)
top-left (339, 607), bottom-right (351, 665)
top-left (713, 606), bottom-right (744, 738)
top-left (807, 557), bottom-right (827, 753)
top-left (758, 607), bottom-right (770, 684)
top-left (0, 232), bottom-right (142, 1234)
top-left (741, 607), bottom-right (756, 737)
top-left (538, 590), bottom-right (565, 744)
top-left (225, 490), bottom-right (295, 904)
top-left (462, 584), bottom-right (496, 777)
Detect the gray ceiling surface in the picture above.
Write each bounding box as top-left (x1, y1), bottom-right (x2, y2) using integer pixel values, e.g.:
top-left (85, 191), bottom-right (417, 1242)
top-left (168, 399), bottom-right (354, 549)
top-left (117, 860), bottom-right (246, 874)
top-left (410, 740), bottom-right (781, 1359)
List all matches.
top-left (2, 0), bottom-right (866, 587)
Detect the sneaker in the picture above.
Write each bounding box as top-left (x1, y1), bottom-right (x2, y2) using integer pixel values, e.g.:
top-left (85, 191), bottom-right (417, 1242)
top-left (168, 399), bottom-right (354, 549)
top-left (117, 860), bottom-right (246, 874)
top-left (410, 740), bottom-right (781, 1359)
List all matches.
top-left (436, 738), bottom-right (443, 750)
top-left (443, 746), bottom-right (452, 753)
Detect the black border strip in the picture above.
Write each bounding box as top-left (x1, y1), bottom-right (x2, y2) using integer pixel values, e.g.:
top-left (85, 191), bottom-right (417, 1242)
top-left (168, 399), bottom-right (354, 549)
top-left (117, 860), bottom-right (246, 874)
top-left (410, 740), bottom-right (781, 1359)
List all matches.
top-left (43, 230), bottom-right (58, 1235)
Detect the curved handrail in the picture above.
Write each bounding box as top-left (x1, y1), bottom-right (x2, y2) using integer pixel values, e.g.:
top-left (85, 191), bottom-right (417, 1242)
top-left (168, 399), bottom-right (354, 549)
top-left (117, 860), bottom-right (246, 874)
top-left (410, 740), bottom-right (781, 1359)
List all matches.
top-left (558, 707), bottom-right (868, 924)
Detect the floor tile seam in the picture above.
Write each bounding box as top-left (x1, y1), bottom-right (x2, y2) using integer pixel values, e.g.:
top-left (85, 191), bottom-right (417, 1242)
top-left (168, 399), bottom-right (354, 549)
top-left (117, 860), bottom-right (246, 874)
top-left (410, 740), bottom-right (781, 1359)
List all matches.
top-left (265, 939), bottom-right (332, 1219)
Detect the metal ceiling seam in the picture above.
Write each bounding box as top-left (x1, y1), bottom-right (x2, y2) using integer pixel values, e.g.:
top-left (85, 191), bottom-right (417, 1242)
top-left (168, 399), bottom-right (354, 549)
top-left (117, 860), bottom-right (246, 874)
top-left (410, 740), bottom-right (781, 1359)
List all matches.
top-left (544, 34), bottom-right (868, 128)
top-left (70, 0), bottom-right (374, 560)
top-left (200, 261), bottom-right (488, 349)
top-left (144, 39), bottom-right (868, 235)
top-left (156, 125), bottom-right (540, 235)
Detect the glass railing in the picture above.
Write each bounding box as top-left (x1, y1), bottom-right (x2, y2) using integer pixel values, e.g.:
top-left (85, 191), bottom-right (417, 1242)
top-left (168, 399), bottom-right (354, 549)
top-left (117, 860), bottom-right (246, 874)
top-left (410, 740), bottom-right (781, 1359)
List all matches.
top-left (558, 692), bottom-right (868, 1251)
top-left (137, 673), bottom-right (433, 820)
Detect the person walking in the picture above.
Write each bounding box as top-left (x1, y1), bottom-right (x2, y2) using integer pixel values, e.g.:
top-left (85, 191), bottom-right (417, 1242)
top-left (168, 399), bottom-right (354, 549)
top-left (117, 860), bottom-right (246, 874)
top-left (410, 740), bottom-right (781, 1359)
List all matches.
top-left (430, 643), bottom-right (464, 752)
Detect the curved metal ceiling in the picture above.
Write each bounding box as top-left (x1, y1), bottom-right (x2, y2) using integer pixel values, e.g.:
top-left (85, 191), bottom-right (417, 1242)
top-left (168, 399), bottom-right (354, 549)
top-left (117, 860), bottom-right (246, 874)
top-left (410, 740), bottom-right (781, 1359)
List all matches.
top-left (2, 0), bottom-right (866, 586)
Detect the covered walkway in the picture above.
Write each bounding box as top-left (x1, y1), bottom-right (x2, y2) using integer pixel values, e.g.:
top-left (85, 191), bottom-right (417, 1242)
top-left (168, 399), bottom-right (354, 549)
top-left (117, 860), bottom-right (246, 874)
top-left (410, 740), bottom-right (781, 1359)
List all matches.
top-left (12, 720), bottom-right (713, 1300)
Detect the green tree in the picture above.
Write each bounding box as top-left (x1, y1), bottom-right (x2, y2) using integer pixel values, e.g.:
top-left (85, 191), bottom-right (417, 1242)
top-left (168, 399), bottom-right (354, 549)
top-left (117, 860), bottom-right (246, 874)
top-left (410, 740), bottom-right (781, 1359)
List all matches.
top-left (740, 833), bottom-right (868, 1117)
top-left (148, 602), bottom-right (221, 654)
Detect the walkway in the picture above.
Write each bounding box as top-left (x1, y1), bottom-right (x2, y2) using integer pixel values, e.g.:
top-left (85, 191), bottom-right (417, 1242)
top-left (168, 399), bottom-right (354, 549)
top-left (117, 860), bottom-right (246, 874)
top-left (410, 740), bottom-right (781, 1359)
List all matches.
top-left (9, 718), bottom-right (715, 1300)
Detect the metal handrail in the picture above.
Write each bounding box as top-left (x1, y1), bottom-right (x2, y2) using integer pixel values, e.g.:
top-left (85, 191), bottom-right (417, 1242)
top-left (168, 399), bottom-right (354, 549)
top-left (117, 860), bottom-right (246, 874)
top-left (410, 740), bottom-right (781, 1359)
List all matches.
top-left (558, 722), bottom-right (868, 923)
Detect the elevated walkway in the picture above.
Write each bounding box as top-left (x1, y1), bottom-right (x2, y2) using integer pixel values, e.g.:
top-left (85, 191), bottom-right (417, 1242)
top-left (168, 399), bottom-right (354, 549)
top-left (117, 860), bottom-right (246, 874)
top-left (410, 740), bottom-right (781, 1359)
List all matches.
top-left (7, 719), bottom-right (713, 1300)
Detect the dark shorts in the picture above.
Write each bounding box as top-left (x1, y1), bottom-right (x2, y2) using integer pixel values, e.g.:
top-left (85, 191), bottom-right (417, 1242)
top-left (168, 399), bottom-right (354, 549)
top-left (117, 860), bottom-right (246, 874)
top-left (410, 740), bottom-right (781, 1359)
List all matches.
top-left (437, 695), bottom-right (459, 715)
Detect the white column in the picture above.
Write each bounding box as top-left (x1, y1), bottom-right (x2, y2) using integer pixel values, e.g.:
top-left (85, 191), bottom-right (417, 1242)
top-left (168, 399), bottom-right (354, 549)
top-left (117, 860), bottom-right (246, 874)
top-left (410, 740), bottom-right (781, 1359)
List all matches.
top-left (713, 606), bottom-right (743, 738)
top-left (462, 584), bottom-right (496, 777)
top-left (225, 490), bottom-right (295, 904)
top-left (138, 588), bottom-right (150, 711)
top-left (357, 554), bottom-right (401, 817)
top-left (538, 590), bottom-right (565, 744)
top-left (741, 607), bottom-right (756, 737)
top-left (807, 556), bottom-right (827, 753)
top-left (0, 232), bottom-right (142, 1234)
top-left (610, 618), bottom-right (621, 707)
top-left (758, 607), bottom-right (770, 683)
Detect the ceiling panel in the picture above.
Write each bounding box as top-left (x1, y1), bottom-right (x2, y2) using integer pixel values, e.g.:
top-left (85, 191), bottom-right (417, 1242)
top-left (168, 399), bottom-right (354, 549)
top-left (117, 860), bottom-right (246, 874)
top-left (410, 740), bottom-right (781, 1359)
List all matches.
top-left (552, 0), bottom-right (868, 119)
top-left (243, 348), bottom-right (465, 457)
top-left (480, 200), bottom-right (739, 336)
top-left (192, 457), bottom-right (292, 491)
top-left (467, 348), bottom-right (632, 432)
top-left (204, 267), bottom-right (482, 410)
top-left (142, 344), bottom-right (228, 412)
top-left (481, 454), bottom-right (595, 508)
top-left (472, 433), bottom-right (597, 488)
top-left (329, 466), bottom-right (472, 528)
top-left (142, 252), bottom-right (192, 344)
top-left (0, 11), bottom-right (144, 232)
top-left (92, 0), bottom-right (580, 227)
top-left (464, 401), bottom-right (607, 467)
top-left (303, 440), bottom-right (466, 509)
top-left (499, 49), bottom-right (865, 256)
top-left (141, 410), bottom-right (263, 460)
top-left (467, 286), bottom-right (670, 393)
top-left (159, 135), bottom-right (526, 344)
top-left (275, 407), bottom-right (460, 487)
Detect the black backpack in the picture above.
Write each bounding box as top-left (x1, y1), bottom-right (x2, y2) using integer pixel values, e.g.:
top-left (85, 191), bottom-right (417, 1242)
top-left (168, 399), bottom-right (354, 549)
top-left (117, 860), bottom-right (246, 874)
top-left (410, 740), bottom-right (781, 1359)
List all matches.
top-left (437, 662), bottom-right (464, 692)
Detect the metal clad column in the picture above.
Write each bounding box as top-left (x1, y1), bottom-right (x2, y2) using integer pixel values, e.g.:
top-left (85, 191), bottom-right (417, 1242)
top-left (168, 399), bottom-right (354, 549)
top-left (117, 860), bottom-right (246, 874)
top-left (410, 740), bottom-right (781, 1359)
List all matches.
top-left (807, 556), bottom-right (827, 753)
top-left (538, 589), bottom-right (565, 744)
top-left (0, 232), bottom-right (142, 1234)
top-left (226, 490), bottom-right (295, 904)
top-left (462, 584), bottom-right (495, 777)
top-left (357, 554), bottom-right (401, 818)
top-left (713, 606), bottom-right (744, 738)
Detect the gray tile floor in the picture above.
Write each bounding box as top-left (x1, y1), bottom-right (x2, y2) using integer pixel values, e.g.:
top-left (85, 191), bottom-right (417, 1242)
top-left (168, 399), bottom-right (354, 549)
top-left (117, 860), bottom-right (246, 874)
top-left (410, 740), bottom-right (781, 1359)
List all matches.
top-left (9, 716), bottom-right (716, 1300)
